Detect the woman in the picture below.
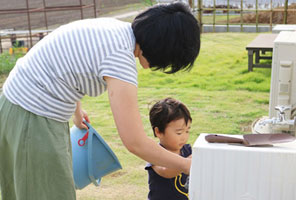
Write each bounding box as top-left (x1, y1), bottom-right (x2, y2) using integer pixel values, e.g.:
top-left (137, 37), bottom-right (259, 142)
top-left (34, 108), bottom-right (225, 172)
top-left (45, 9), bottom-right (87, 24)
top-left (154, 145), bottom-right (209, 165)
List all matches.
top-left (0, 2), bottom-right (200, 200)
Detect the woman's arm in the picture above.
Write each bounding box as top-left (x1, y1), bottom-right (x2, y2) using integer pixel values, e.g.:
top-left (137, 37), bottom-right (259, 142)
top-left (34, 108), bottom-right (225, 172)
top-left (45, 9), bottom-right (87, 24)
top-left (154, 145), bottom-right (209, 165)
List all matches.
top-left (152, 154), bottom-right (192, 178)
top-left (152, 166), bottom-right (183, 179)
top-left (105, 76), bottom-right (191, 174)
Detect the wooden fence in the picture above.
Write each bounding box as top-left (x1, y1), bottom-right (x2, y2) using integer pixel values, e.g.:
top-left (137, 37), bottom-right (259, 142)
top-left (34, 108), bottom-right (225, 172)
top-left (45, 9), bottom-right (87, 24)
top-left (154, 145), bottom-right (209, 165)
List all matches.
top-left (193, 0), bottom-right (295, 32)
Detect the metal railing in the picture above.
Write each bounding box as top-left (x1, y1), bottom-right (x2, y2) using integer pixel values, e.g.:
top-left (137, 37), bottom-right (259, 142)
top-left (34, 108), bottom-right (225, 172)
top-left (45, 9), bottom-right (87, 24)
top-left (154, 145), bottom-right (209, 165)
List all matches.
top-left (0, 0), bottom-right (97, 53)
top-left (193, 0), bottom-right (295, 32)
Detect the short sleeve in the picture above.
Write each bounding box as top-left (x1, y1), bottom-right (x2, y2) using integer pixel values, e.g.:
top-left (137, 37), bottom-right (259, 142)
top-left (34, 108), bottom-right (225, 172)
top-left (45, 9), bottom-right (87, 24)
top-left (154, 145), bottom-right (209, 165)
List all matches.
top-left (145, 162), bottom-right (153, 170)
top-left (99, 49), bottom-right (138, 87)
top-left (181, 144), bottom-right (192, 157)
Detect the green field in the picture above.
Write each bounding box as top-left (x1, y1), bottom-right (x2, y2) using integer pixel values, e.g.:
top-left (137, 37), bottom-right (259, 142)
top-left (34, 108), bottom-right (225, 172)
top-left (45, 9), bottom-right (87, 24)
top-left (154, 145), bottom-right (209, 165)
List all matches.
top-left (0, 32), bottom-right (271, 200)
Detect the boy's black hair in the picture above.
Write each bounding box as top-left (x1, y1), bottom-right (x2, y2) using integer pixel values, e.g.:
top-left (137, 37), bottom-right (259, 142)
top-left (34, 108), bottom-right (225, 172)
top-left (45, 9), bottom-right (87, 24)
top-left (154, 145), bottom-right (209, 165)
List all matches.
top-left (149, 97), bottom-right (192, 137)
top-left (132, 2), bottom-right (200, 74)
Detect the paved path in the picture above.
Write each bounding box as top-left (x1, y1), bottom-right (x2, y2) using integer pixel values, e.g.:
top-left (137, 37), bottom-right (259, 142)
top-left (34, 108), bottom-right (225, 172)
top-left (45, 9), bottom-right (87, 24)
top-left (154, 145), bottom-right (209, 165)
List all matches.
top-left (112, 10), bottom-right (143, 19)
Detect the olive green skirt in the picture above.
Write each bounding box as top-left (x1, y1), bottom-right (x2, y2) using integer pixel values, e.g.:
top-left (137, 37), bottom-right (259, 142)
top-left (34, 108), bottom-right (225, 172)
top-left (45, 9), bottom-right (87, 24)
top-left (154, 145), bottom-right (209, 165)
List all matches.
top-left (0, 95), bottom-right (76, 200)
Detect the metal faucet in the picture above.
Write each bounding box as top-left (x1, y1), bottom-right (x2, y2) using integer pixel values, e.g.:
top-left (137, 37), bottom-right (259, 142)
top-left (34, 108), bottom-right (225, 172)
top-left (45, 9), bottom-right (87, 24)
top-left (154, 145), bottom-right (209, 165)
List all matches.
top-left (259, 106), bottom-right (296, 126)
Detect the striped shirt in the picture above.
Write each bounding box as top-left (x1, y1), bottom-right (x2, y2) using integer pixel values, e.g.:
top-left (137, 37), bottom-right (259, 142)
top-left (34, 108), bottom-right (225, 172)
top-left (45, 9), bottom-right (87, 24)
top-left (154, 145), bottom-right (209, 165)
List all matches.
top-left (3, 18), bottom-right (137, 122)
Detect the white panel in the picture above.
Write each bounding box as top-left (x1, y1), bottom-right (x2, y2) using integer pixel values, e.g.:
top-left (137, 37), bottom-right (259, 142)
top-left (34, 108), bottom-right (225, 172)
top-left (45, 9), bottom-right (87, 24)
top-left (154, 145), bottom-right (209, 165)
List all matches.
top-left (189, 134), bottom-right (296, 200)
top-left (269, 31), bottom-right (296, 119)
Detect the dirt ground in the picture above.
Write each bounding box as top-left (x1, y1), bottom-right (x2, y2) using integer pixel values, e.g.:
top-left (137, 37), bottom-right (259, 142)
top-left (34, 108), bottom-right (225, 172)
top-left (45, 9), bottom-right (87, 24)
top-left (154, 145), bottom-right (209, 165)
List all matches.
top-left (229, 3), bottom-right (296, 24)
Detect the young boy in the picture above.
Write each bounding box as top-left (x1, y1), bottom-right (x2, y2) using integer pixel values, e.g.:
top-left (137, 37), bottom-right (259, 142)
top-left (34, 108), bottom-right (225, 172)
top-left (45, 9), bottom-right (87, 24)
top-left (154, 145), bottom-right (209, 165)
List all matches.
top-left (146, 97), bottom-right (192, 200)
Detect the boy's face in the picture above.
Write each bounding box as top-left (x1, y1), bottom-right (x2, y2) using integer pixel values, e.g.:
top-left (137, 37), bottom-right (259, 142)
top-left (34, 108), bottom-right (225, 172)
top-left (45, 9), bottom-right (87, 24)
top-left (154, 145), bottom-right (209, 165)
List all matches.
top-left (156, 118), bottom-right (191, 154)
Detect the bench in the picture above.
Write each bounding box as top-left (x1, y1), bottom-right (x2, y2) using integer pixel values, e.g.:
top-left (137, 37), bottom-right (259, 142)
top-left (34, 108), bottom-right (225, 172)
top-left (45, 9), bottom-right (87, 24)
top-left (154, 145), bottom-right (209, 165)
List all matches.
top-left (246, 33), bottom-right (278, 71)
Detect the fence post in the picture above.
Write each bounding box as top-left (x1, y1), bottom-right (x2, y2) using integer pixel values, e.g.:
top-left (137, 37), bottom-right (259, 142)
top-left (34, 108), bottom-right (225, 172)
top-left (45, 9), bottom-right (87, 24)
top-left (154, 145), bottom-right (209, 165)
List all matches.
top-left (189, 0), bottom-right (193, 8)
top-left (25, 0), bottom-right (33, 48)
top-left (79, 0), bottom-right (84, 19)
top-left (284, 0), bottom-right (288, 24)
top-left (227, 0), bottom-right (230, 32)
top-left (240, 0), bottom-right (243, 32)
top-left (42, 0), bottom-right (48, 30)
top-left (0, 36), bottom-right (2, 54)
top-left (270, 0), bottom-right (273, 31)
top-left (197, 0), bottom-right (203, 33)
top-left (213, 0), bottom-right (216, 32)
top-left (256, 0), bottom-right (259, 32)
top-left (93, 0), bottom-right (97, 18)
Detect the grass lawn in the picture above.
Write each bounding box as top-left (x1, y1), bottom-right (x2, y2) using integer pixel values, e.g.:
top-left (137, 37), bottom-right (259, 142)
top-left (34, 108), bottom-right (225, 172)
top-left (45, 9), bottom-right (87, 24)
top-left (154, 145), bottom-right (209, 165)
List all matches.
top-left (0, 32), bottom-right (271, 200)
top-left (0, 53), bottom-right (21, 88)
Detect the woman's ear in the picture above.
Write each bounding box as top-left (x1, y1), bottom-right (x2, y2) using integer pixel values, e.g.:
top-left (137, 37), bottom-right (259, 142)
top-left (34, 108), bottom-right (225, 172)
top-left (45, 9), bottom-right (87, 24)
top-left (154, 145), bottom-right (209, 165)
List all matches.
top-left (134, 43), bottom-right (140, 58)
top-left (134, 43), bottom-right (150, 69)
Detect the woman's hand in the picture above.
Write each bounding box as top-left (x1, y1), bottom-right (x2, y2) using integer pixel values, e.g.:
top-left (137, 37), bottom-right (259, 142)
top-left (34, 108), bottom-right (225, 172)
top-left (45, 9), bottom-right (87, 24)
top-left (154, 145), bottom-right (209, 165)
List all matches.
top-left (73, 101), bottom-right (90, 130)
top-left (183, 157), bottom-right (192, 175)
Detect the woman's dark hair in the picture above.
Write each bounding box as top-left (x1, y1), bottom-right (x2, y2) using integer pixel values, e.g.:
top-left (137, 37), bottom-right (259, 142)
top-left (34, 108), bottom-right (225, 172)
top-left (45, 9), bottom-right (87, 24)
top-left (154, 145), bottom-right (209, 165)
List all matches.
top-left (132, 2), bottom-right (200, 74)
top-left (149, 97), bottom-right (192, 136)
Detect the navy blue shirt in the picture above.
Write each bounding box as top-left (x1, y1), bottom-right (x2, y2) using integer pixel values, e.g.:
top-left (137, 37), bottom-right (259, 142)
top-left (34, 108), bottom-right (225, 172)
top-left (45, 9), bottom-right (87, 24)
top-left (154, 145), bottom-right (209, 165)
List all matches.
top-left (145, 144), bottom-right (192, 200)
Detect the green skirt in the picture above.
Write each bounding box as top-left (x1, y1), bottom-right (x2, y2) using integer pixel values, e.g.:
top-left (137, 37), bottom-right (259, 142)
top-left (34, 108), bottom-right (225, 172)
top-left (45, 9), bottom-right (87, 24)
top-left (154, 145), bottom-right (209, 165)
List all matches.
top-left (0, 95), bottom-right (76, 200)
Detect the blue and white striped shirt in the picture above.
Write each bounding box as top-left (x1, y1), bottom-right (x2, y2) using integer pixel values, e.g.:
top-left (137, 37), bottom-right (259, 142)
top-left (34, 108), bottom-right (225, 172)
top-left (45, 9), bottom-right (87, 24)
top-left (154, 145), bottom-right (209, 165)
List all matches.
top-left (3, 18), bottom-right (137, 122)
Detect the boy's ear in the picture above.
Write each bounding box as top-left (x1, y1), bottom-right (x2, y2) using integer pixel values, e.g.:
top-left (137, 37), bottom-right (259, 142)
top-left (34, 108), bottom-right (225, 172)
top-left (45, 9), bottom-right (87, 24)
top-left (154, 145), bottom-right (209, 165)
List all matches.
top-left (154, 127), bottom-right (163, 139)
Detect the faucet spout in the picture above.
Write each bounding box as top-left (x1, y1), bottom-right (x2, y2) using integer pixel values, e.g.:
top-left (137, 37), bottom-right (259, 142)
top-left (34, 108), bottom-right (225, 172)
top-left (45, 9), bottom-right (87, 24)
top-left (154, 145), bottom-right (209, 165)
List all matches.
top-left (259, 106), bottom-right (296, 127)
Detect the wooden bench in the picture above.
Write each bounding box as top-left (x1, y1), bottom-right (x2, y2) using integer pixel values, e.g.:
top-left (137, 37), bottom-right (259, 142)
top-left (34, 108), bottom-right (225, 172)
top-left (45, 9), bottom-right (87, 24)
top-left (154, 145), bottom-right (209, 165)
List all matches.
top-left (246, 33), bottom-right (278, 71)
